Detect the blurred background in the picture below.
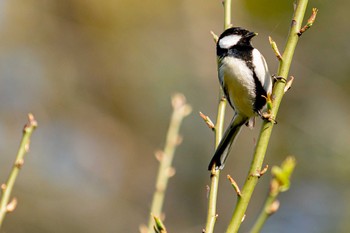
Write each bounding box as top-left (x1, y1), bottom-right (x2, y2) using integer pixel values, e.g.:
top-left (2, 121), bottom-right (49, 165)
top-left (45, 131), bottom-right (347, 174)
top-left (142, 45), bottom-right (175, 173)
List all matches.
top-left (0, 0), bottom-right (349, 232)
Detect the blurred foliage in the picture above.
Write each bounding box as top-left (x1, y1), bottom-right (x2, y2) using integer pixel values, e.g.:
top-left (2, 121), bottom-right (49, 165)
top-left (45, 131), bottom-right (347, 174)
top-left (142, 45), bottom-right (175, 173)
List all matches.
top-left (243, 0), bottom-right (291, 23)
top-left (0, 0), bottom-right (349, 233)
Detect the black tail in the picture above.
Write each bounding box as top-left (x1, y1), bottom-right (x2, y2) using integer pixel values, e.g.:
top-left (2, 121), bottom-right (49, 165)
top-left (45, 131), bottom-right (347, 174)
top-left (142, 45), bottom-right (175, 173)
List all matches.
top-left (208, 114), bottom-right (248, 170)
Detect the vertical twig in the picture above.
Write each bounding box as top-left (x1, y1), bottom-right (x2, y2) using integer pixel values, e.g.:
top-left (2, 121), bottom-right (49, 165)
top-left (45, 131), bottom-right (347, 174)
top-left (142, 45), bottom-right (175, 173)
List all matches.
top-left (225, 1), bottom-right (314, 232)
top-left (205, 1), bottom-right (232, 232)
top-left (0, 114), bottom-right (38, 228)
top-left (250, 157), bottom-right (296, 233)
top-left (145, 94), bottom-right (191, 233)
top-left (223, 0), bottom-right (232, 29)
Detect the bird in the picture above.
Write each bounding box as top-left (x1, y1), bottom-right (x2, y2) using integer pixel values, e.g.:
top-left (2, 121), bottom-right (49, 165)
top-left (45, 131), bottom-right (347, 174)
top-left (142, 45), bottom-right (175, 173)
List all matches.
top-left (208, 27), bottom-right (273, 170)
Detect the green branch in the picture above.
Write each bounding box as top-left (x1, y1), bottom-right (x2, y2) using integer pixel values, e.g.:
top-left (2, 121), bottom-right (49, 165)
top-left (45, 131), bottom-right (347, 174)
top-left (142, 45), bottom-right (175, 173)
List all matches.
top-left (250, 157), bottom-right (296, 233)
top-left (0, 114), bottom-right (38, 228)
top-left (225, 1), bottom-right (316, 232)
top-left (144, 94), bottom-right (191, 233)
top-left (205, 95), bottom-right (226, 233)
top-left (204, 0), bottom-right (232, 232)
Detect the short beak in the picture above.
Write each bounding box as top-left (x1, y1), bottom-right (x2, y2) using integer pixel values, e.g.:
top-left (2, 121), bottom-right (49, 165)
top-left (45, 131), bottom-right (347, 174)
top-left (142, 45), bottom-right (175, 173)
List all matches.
top-left (245, 31), bottom-right (258, 39)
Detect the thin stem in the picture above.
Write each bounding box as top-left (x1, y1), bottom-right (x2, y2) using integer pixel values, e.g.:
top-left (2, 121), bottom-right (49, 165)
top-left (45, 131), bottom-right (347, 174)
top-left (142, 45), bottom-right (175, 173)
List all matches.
top-left (249, 195), bottom-right (277, 233)
top-left (225, 1), bottom-right (310, 232)
top-left (250, 156), bottom-right (296, 233)
top-left (205, 95), bottom-right (226, 233)
top-left (205, 0), bottom-right (231, 232)
top-left (147, 94), bottom-right (191, 232)
top-left (224, 0), bottom-right (232, 29)
top-left (0, 114), bottom-right (38, 228)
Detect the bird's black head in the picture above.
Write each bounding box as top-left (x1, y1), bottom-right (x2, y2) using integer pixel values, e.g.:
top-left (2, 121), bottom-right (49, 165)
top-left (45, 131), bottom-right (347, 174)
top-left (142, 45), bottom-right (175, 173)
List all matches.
top-left (217, 27), bottom-right (257, 55)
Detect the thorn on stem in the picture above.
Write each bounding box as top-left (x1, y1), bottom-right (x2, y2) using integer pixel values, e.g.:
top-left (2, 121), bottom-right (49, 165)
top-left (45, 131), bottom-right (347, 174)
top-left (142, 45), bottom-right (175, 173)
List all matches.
top-left (269, 36), bottom-right (283, 61)
top-left (25, 141), bottom-right (32, 152)
top-left (28, 113), bottom-right (38, 127)
top-left (270, 179), bottom-right (280, 196)
top-left (175, 135), bottom-right (183, 146)
top-left (227, 175), bottom-right (241, 196)
top-left (241, 214), bottom-right (246, 223)
top-left (154, 150), bottom-right (164, 162)
top-left (260, 165), bottom-right (269, 177)
top-left (210, 31), bottom-right (219, 43)
top-left (171, 93), bottom-right (192, 116)
top-left (199, 112), bottom-right (215, 131)
top-left (252, 166), bottom-right (270, 178)
top-left (298, 8), bottom-right (318, 36)
top-left (23, 113), bottom-right (38, 133)
top-left (171, 93), bottom-right (186, 110)
top-left (267, 200), bottom-right (280, 215)
top-left (15, 159), bottom-right (24, 169)
top-left (1, 184), bottom-right (6, 192)
top-left (6, 198), bottom-right (17, 213)
top-left (166, 167), bottom-right (176, 178)
top-left (205, 185), bottom-right (210, 199)
top-left (284, 76), bottom-right (295, 93)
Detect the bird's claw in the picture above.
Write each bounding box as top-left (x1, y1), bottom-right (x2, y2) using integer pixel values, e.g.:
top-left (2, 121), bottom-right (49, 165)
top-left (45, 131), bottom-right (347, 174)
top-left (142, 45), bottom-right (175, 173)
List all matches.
top-left (261, 111), bottom-right (277, 124)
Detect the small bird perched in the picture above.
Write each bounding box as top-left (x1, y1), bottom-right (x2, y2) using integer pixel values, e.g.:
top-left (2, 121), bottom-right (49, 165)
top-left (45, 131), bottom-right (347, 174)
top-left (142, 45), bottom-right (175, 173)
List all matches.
top-left (208, 27), bottom-right (273, 170)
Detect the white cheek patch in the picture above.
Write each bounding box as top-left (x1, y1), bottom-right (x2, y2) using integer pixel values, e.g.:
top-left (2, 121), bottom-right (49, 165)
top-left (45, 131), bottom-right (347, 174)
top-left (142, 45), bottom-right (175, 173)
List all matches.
top-left (218, 35), bottom-right (241, 49)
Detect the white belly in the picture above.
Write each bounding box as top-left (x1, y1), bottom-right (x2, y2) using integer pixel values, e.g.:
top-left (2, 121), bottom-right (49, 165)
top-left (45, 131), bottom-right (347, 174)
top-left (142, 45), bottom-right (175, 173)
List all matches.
top-left (220, 56), bottom-right (256, 117)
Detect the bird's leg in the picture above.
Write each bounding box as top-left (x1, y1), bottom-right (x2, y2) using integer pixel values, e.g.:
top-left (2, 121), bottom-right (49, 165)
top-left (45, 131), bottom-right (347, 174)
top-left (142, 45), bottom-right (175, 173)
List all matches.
top-left (259, 93), bottom-right (277, 124)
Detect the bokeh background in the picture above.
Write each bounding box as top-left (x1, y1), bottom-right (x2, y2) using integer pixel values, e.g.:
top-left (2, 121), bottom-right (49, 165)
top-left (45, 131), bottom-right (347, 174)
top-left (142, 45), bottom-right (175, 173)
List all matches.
top-left (0, 0), bottom-right (349, 232)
